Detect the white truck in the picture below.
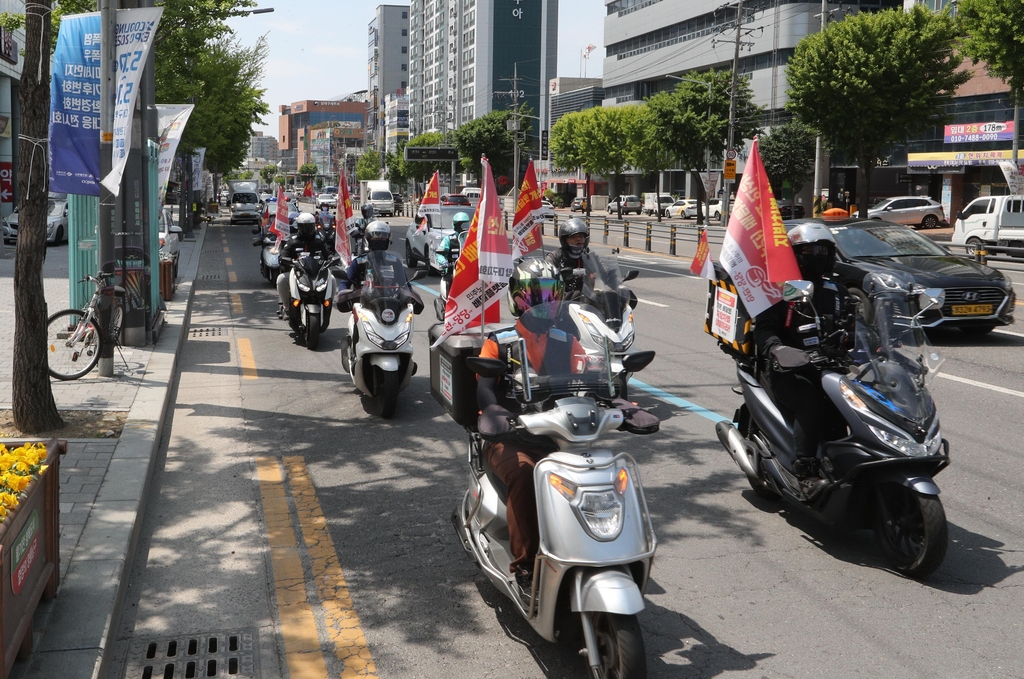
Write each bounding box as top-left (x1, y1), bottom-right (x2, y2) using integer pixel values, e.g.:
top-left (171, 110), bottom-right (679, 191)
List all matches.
top-left (952, 194), bottom-right (1024, 254)
top-left (226, 179), bottom-right (260, 226)
top-left (359, 180), bottom-right (395, 217)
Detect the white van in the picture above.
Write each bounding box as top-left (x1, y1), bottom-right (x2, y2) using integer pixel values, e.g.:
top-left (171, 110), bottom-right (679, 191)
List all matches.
top-left (952, 194), bottom-right (1024, 253)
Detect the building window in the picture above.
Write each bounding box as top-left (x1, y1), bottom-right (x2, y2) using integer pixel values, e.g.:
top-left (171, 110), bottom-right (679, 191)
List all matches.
top-left (402, 46), bottom-right (408, 53)
top-left (401, 64), bottom-right (407, 71)
top-left (402, 28), bottom-right (408, 36)
top-left (402, 10), bottom-right (408, 18)
top-left (402, 81), bottom-right (407, 89)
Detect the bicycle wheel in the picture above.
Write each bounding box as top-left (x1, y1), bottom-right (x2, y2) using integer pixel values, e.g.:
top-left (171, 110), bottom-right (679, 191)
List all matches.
top-left (46, 309), bottom-right (102, 380)
top-left (109, 301), bottom-right (124, 345)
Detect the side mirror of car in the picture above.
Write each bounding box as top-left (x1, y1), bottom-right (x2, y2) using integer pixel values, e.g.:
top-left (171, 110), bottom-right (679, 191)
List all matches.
top-left (466, 357), bottom-right (507, 379)
top-left (956, 210), bottom-right (965, 220)
top-left (782, 280), bottom-right (814, 302)
top-left (622, 350), bottom-right (655, 373)
top-left (170, 225), bottom-right (182, 234)
top-left (623, 269), bottom-right (639, 282)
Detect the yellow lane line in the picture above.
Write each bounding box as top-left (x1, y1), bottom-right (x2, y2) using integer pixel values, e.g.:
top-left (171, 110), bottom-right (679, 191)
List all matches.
top-left (256, 458), bottom-right (331, 678)
top-left (237, 338), bottom-right (258, 379)
top-left (224, 246), bottom-right (230, 253)
top-left (229, 271), bottom-right (238, 283)
top-left (225, 257), bottom-right (233, 266)
top-left (284, 456), bottom-right (378, 679)
top-left (230, 293), bottom-right (243, 316)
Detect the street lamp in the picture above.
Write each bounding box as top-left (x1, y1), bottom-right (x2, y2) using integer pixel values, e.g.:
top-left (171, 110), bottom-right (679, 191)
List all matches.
top-left (245, 7), bottom-right (275, 14)
top-left (666, 74), bottom-right (714, 224)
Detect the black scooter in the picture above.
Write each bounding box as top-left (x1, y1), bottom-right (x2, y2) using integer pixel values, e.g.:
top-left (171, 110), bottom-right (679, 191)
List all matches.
top-left (716, 273), bottom-right (950, 578)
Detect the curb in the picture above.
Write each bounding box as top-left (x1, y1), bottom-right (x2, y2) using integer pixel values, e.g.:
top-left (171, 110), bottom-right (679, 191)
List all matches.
top-left (12, 226), bottom-right (207, 679)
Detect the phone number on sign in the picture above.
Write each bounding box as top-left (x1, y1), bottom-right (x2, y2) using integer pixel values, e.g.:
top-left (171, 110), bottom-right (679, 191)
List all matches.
top-left (945, 133), bottom-right (1002, 143)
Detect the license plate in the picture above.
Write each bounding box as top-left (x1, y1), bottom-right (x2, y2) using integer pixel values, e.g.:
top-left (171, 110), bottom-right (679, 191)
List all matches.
top-left (951, 304), bottom-right (993, 316)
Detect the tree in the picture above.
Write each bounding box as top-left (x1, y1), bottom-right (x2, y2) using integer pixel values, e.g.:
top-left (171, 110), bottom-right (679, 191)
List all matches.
top-left (12, 0), bottom-right (62, 433)
top-left (356, 150), bottom-right (381, 181)
top-left (645, 69), bottom-right (759, 225)
top-left (550, 111), bottom-right (593, 214)
top-left (786, 6), bottom-right (969, 217)
top-left (259, 164), bottom-right (278, 186)
top-left (629, 105), bottom-right (676, 222)
top-left (758, 120), bottom-right (816, 198)
top-left (274, 175), bottom-right (286, 187)
top-left (298, 162), bottom-right (319, 183)
top-left (577, 106), bottom-right (640, 218)
top-left (453, 108), bottom-right (530, 180)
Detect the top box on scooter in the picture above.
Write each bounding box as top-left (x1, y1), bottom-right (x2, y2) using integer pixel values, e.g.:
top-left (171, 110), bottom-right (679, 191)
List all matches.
top-left (704, 263), bottom-right (754, 360)
top-left (428, 323), bottom-right (509, 429)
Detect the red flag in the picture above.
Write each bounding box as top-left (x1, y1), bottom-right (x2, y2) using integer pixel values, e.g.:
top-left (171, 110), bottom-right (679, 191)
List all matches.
top-left (335, 169), bottom-right (356, 265)
top-left (689, 228), bottom-right (715, 279)
top-left (303, 180), bottom-right (314, 198)
top-left (271, 186), bottom-right (290, 243)
top-left (511, 160), bottom-right (544, 259)
top-left (418, 171), bottom-right (441, 227)
top-left (719, 137), bottom-right (801, 317)
top-left (432, 156), bottom-right (510, 346)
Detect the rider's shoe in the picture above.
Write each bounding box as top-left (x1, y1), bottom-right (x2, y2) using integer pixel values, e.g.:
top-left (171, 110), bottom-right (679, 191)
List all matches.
top-left (794, 456), bottom-right (828, 499)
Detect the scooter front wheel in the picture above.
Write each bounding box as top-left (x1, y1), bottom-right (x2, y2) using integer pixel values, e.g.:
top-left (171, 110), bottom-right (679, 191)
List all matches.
top-left (306, 313), bottom-right (321, 350)
top-left (874, 483), bottom-right (948, 578)
top-left (371, 366), bottom-right (401, 419)
top-left (587, 612), bottom-right (646, 679)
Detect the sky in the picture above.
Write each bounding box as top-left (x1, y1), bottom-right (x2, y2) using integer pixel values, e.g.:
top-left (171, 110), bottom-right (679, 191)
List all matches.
top-left (225, 0), bottom-right (606, 136)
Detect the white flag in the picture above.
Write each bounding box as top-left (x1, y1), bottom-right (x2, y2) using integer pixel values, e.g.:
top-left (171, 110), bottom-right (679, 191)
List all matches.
top-left (155, 104), bottom-right (193, 203)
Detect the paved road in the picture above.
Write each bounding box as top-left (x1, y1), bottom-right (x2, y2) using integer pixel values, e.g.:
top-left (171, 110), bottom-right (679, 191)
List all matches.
top-left (113, 214), bottom-right (1024, 678)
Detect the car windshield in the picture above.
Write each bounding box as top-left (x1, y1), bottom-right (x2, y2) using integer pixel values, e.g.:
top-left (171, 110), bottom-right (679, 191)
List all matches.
top-left (233, 193), bottom-right (257, 204)
top-left (47, 200), bottom-right (64, 216)
top-left (432, 206), bottom-right (471, 231)
top-left (371, 191), bottom-right (392, 200)
top-left (830, 222), bottom-right (947, 258)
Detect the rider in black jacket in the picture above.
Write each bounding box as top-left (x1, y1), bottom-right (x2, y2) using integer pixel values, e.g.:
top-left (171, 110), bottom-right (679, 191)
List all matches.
top-left (754, 222), bottom-right (851, 495)
top-left (544, 218), bottom-right (590, 300)
top-left (276, 212), bottom-right (332, 316)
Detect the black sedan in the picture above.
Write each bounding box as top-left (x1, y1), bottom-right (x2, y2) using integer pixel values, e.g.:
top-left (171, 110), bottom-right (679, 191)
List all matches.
top-left (789, 218), bottom-right (1015, 335)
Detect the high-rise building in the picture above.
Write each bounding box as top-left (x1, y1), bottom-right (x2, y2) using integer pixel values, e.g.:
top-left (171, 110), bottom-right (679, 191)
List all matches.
top-left (368, 5), bottom-right (410, 152)
top-left (384, 93), bottom-right (410, 154)
top-left (278, 97), bottom-right (366, 173)
top-left (246, 131), bottom-right (278, 164)
top-left (409, 0), bottom-right (558, 142)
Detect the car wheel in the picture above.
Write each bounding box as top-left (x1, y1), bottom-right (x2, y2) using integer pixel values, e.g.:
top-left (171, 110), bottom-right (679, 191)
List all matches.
top-left (921, 214), bottom-right (939, 229)
top-left (714, 211), bottom-right (721, 220)
top-left (405, 240), bottom-right (417, 268)
top-left (964, 237), bottom-right (983, 256)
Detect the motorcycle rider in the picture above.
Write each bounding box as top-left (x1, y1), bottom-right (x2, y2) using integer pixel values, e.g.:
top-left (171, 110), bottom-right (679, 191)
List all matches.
top-left (434, 211), bottom-right (471, 273)
top-left (753, 222), bottom-right (851, 496)
top-left (545, 218), bottom-right (590, 300)
top-left (361, 203), bottom-right (375, 221)
top-left (476, 258), bottom-right (588, 595)
top-left (277, 212), bottom-right (332, 318)
top-left (340, 220), bottom-right (394, 290)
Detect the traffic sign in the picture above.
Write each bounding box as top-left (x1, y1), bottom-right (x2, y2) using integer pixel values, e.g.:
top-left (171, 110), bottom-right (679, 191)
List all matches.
top-left (404, 146), bottom-right (460, 162)
top-left (724, 159), bottom-right (737, 181)
top-left (0, 162), bottom-right (12, 203)
top-left (726, 149), bottom-right (737, 160)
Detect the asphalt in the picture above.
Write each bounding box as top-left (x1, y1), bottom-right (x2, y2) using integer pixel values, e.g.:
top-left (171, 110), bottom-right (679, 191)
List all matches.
top-left (1, 221), bottom-right (208, 679)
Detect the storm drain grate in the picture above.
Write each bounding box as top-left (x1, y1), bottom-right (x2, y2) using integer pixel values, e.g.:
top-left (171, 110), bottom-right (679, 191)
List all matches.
top-left (200, 274), bottom-right (223, 281)
top-left (189, 327), bottom-right (223, 338)
top-left (123, 629), bottom-right (260, 679)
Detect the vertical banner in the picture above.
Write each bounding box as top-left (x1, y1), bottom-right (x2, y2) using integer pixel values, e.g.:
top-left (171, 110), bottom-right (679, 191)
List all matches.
top-left (192, 147), bottom-right (206, 192)
top-left (477, 156), bottom-right (514, 283)
top-left (49, 12), bottom-right (102, 195)
top-left (418, 171), bottom-right (441, 222)
top-left (271, 186), bottom-right (290, 243)
top-left (689, 229), bottom-right (715, 279)
top-left (719, 138), bottom-right (800, 317)
top-left (336, 169), bottom-right (355, 265)
top-left (154, 104), bottom-right (194, 204)
top-left (510, 159), bottom-right (544, 260)
top-left (100, 7), bottom-right (164, 195)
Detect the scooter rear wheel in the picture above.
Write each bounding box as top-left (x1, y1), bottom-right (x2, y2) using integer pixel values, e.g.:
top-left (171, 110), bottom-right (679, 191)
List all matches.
top-left (874, 483), bottom-right (948, 578)
top-left (588, 612), bottom-right (646, 679)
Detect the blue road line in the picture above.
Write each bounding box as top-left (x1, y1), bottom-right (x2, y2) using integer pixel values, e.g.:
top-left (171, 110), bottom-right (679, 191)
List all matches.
top-left (630, 379), bottom-right (731, 423)
top-left (413, 281), bottom-right (439, 297)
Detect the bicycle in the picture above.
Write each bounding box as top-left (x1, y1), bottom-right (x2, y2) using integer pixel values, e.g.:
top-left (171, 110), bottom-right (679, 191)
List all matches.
top-left (45, 272), bottom-right (127, 380)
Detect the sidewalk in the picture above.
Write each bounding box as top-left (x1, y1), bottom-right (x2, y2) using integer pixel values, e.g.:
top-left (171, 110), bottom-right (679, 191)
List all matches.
top-left (0, 224), bottom-right (209, 679)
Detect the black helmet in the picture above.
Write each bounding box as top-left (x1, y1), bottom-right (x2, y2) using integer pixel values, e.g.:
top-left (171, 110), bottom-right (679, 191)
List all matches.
top-left (788, 222), bottom-right (837, 280)
top-left (295, 212), bottom-right (317, 239)
top-left (365, 220), bottom-right (391, 251)
top-left (507, 257), bottom-right (564, 318)
top-left (361, 203), bottom-right (375, 220)
top-left (558, 218), bottom-right (590, 258)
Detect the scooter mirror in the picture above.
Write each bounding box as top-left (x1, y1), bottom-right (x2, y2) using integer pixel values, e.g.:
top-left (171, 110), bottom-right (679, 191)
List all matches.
top-left (410, 269), bottom-right (428, 282)
top-left (433, 297), bottom-right (445, 322)
top-left (623, 269), bottom-right (640, 282)
top-left (917, 287), bottom-right (945, 311)
top-left (466, 357), bottom-right (507, 379)
top-left (782, 280), bottom-right (814, 302)
top-left (622, 350), bottom-right (655, 373)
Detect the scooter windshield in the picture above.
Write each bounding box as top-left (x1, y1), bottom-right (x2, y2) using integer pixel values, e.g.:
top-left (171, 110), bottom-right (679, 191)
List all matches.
top-left (360, 251), bottom-right (415, 321)
top-left (509, 305), bottom-right (616, 405)
top-left (578, 253), bottom-right (630, 330)
top-left (848, 272), bottom-right (942, 430)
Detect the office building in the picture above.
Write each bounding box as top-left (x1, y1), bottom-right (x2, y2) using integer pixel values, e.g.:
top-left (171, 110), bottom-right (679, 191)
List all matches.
top-left (368, 5), bottom-right (410, 152)
top-left (383, 93), bottom-right (410, 154)
top-left (278, 97), bottom-right (366, 173)
top-left (0, 20), bottom-right (23, 223)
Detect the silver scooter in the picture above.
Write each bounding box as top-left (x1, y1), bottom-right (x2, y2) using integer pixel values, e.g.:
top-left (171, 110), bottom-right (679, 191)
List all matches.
top-left (453, 315), bottom-right (657, 678)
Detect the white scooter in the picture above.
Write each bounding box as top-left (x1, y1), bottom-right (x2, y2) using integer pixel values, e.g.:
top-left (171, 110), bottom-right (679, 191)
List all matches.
top-left (336, 250), bottom-right (426, 418)
top-left (452, 317), bottom-right (658, 678)
top-left (564, 252), bottom-right (641, 398)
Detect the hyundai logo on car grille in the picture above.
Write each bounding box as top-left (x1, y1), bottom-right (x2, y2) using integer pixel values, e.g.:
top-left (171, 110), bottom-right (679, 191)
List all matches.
top-left (962, 291), bottom-right (980, 302)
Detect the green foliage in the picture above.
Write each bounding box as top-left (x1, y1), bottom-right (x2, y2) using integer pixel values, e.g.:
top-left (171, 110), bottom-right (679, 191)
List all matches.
top-left (786, 6), bottom-right (968, 215)
top-left (356, 150), bottom-right (381, 181)
top-left (1, 0), bottom-right (95, 52)
top-left (453, 107), bottom-right (531, 179)
top-left (274, 175), bottom-right (286, 186)
top-left (259, 164), bottom-right (277, 185)
top-left (401, 132), bottom-right (455, 183)
top-left (549, 111), bottom-right (586, 173)
top-left (629, 104), bottom-right (676, 180)
top-left (958, 0), bottom-right (1024, 100)
top-left (384, 142), bottom-right (409, 189)
top-left (298, 162), bottom-right (319, 182)
top-left (544, 190), bottom-right (564, 208)
top-left (758, 120), bottom-right (816, 196)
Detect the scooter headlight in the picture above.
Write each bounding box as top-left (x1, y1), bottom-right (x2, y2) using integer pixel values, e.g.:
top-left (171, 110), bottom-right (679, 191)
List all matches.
top-left (314, 276), bottom-right (328, 292)
top-left (364, 328), bottom-right (387, 348)
top-left (394, 330), bottom-right (411, 346)
top-left (579, 313), bottom-right (606, 345)
top-left (868, 425), bottom-right (937, 457)
top-left (577, 490), bottom-right (623, 541)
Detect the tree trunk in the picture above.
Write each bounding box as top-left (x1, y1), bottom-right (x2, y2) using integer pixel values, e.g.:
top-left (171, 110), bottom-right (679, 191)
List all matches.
top-left (13, 0), bottom-right (63, 433)
top-left (584, 171), bottom-right (591, 218)
top-left (858, 158), bottom-right (874, 219)
top-left (692, 170), bottom-right (706, 226)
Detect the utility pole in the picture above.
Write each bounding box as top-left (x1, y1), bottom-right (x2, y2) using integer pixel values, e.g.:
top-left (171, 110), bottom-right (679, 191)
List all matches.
top-left (504, 63), bottom-right (522, 212)
top-left (811, 0), bottom-right (827, 216)
top-left (98, 0), bottom-right (117, 376)
top-left (723, 0), bottom-right (744, 227)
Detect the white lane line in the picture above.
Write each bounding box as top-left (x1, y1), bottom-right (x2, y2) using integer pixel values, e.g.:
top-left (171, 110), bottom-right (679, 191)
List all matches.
top-left (623, 263), bottom-right (698, 279)
top-left (636, 298), bottom-right (669, 308)
top-left (993, 328), bottom-right (1024, 338)
top-left (937, 373), bottom-right (1024, 399)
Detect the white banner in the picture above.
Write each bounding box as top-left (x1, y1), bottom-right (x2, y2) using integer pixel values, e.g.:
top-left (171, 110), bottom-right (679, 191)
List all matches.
top-left (192, 147), bottom-right (206, 183)
top-left (997, 160), bottom-right (1024, 194)
top-left (155, 104), bottom-right (194, 204)
top-left (101, 6), bottom-right (164, 196)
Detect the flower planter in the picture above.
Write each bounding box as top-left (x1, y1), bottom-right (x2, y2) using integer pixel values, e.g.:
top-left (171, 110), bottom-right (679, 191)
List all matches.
top-left (0, 439), bottom-right (61, 679)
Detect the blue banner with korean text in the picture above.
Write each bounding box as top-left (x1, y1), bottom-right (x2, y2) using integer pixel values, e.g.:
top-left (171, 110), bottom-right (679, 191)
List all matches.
top-left (49, 12), bottom-right (102, 196)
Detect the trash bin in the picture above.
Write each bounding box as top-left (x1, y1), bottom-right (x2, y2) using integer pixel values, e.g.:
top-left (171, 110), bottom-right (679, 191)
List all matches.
top-left (160, 259), bottom-right (175, 301)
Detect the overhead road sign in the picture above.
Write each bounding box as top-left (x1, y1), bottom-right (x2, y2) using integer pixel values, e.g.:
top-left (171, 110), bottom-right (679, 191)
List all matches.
top-left (405, 147), bottom-right (460, 162)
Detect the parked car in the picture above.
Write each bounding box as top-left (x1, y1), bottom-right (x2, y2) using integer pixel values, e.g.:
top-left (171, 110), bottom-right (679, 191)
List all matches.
top-left (441, 193), bottom-right (471, 207)
top-left (607, 195), bottom-right (642, 215)
top-left (787, 217), bottom-right (1015, 334)
top-left (3, 197), bottom-right (69, 245)
top-left (405, 205), bottom-right (467, 273)
top-left (643, 194), bottom-right (676, 216)
top-left (664, 199), bottom-right (695, 218)
top-left (570, 197), bottom-right (589, 212)
top-left (683, 199), bottom-right (721, 220)
top-left (852, 195), bottom-right (946, 229)
top-left (776, 199), bottom-right (806, 220)
top-left (538, 200), bottom-right (556, 219)
top-left (952, 194), bottom-right (1024, 255)
top-left (158, 206), bottom-right (182, 275)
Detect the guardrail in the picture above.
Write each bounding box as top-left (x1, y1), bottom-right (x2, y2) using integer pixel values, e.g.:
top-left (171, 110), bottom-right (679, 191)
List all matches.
top-left (934, 241), bottom-right (1024, 267)
top-left (520, 212), bottom-right (726, 258)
